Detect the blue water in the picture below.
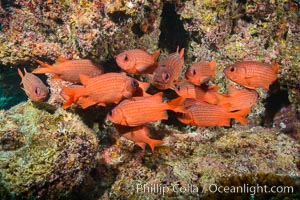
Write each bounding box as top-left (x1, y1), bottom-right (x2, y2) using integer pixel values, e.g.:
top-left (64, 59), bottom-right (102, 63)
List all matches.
top-left (0, 66), bottom-right (27, 110)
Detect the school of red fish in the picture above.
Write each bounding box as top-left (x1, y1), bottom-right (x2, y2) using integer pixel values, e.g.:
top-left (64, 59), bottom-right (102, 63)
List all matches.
top-left (18, 48), bottom-right (279, 152)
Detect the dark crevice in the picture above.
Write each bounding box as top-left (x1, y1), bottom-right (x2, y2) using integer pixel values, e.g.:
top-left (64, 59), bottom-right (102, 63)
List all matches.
top-left (263, 82), bottom-right (290, 127)
top-left (131, 23), bottom-right (144, 37)
top-left (108, 11), bottom-right (130, 24)
top-left (158, 3), bottom-right (189, 52)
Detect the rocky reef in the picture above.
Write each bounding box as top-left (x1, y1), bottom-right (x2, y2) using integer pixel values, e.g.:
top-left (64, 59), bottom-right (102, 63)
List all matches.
top-left (0, 101), bottom-right (98, 199)
top-left (0, 0), bottom-right (299, 199)
top-left (94, 126), bottom-right (299, 199)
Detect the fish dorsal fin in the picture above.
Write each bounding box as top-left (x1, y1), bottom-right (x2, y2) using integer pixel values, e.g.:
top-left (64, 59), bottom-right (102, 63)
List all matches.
top-left (179, 48), bottom-right (185, 59)
top-left (56, 56), bottom-right (69, 64)
top-left (271, 61), bottom-right (279, 74)
top-left (152, 49), bottom-right (161, 61)
top-left (32, 58), bottom-right (52, 68)
top-left (79, 74), bottom-right (91, 86)
top-left (176, 46), bottom-right (179, 53)
top-left (80, 98), bottom-right (96, 109)
top-left (227, 85), bottom-right (240, 96)
top-left (17, 68), bottom-right (24, 80)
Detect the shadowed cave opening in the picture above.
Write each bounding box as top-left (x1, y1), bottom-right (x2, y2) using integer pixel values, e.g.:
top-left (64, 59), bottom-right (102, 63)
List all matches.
top-left (263, 83), bottom-right (290, 128)
top-left (158, 3), bottom-right (189, 53)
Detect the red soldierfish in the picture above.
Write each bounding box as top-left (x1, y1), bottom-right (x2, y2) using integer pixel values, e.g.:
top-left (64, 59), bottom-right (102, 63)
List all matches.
top-left (176, 99), bottom-right (250, 127)
top-left (121, 126), bottom-right (164, 153)
top-left (62, 73), bottom-right (139, 109)
top-left (107, 92), bottom-right (184, 126)
top-left (223, 61), bottom-right (279, 90)
top-left (174, 81), bottom-right (220, 105)
top-left (217, 85), bottom-right (258, 111)
top-left (18, 68), bottom-right (48, 102)
top-left (152, 47), bottom-right (185, 90)
top-left (185, 60), bottom-right (216, 85)
top-left (116, 49), bottom-right (160, 74)
top-left (32, 56), bottom-right (104, 83)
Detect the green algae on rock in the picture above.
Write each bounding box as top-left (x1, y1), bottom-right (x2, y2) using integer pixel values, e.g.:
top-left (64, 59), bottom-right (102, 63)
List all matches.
top-left (0, 101), bottom-right (98, 198)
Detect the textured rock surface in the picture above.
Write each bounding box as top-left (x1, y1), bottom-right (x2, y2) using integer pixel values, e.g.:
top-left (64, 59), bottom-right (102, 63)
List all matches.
top-left (0, 101), bottom-right (98, 199)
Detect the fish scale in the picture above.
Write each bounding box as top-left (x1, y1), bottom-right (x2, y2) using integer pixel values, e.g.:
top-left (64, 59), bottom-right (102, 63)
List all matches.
top-left (187, 105), bottom-right (233, 127)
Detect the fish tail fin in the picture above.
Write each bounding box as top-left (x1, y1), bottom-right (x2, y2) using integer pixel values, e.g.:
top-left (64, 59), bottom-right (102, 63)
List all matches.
top-left (152, 49), bottom-right (161, 61)
top-left (148, 139), bottom-right (164, 153)
top-left (167, 97), bottom-right (186, 113)
top-left (139, 126), bottom-right (164, 153)
top-left (231, 107), bottom-right (251, 125)
top-left (32, 58), bottom-right (53, 74)
top-left (271, 61), bottom-right (279, 74)
top-left (209, 60), bottom-right (217, 79)
top-left (62, 87), bottom-right (78, 109)
top-left (136, 142), bottom-right (146, 151)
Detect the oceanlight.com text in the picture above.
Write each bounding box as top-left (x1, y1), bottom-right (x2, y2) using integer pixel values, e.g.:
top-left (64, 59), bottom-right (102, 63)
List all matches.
top-left (209, 184), bottom-right (294, 196)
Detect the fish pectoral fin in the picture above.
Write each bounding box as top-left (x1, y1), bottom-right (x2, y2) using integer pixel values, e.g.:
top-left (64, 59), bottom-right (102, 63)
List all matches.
top-left (80, 98), bottom-right (96, 109)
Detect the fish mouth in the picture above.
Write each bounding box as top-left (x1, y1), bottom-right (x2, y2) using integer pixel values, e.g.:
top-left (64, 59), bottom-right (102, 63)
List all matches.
top-left (153, 81), bottom-right (167, 90)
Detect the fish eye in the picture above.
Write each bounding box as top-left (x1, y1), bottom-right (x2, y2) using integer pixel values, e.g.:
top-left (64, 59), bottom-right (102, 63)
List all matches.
top-left (132, 80), bottom-right (139, 88)
top-left (230, 66), bottom-right (235, 72)
top-left (162, 72), bottom-right (170, 82)
top-left (124, 55), bottom-right (128, 62)
top-left (35, 87), bottom-right (40, 96)
top-left (177, 85), bottom-right (181, 91)
top-left (108, 110), bottom-right (113, 116)
top-left (193, 69), bottom-right (196, 75)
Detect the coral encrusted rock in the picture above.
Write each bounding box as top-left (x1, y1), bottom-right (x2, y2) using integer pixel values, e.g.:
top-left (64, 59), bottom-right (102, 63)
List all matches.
top-left (0, 101), bottom-right (98, 199)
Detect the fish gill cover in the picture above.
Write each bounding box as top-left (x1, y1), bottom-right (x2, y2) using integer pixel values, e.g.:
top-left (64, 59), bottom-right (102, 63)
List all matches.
top-left (0, 0), bottom-right (299, 199)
